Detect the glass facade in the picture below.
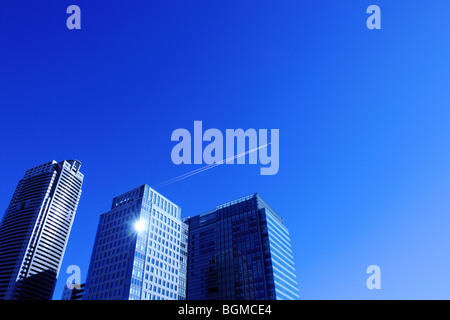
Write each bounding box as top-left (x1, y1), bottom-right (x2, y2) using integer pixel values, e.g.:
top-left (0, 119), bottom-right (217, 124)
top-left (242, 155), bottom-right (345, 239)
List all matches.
top-left (61, 283), bottom-right (85, 300)
top-left (83, 185), bottom-right (188, 300)
top-left (186, 194), bottom-right (300, 300)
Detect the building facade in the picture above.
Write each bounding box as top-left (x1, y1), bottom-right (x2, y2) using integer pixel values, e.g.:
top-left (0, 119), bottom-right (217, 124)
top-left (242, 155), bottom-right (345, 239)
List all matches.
top-left (0, 160), bottom-right (84, 300)
top-left (83, 185), bottom-right (188, 300)
top-left (186, 194), bottom-right (300, 300)
top-left (61, 283), bottom-right (85, 300)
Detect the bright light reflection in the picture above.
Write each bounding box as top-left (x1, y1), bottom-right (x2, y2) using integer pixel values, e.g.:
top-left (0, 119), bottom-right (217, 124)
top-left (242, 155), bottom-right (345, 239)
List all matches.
top-left (134, 220), bottom-right (145, 232)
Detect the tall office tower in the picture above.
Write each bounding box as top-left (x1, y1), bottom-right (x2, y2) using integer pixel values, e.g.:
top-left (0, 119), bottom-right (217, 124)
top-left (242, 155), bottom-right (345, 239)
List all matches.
top-left (0, 160), bottom-right (84, 300)
top-left (186, 194), bottom-right (300, 300)
top-left (83, 185), bottom-right (188, 300)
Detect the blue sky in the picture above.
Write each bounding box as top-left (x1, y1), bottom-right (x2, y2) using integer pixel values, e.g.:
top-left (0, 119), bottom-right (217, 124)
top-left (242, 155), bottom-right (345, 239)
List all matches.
top-left (1, 1), bottom-right (450, 299)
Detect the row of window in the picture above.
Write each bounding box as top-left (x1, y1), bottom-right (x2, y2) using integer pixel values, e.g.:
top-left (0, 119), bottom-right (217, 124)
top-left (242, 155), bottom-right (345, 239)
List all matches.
top-left (141, 290), bottom-right (177, 300)
top-left (86, 276), bottom-right (125, 297)
top-left (148, 238), bottom-right (181, 260)
top-left (145, 264), bottom-right (179, 280)
top-left (152, 209), bottom-right (181, 231)
top-left (86, 288), bottom-right (123, 300)
top-left (146, 190), bottom-right (178, 218)
top-left (143, 274), bottom-right (178, 291)
top-left (151, 222), bottom-right (180, 241)
top-left (141, 282), bottom-right (177, 300)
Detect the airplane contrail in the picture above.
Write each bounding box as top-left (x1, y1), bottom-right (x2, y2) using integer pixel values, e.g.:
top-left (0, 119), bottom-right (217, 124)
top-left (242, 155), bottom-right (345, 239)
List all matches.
top-left (154, 143), bottom-right (271, 189)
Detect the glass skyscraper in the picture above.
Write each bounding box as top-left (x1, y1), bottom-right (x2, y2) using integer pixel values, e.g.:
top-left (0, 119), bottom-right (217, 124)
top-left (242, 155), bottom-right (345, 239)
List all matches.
top-left (186, 194), bottom-right (300, 300)
top-left (0, 160), bottom-right (84, 300)
top-left (83, 185), bottom-right (188, 300)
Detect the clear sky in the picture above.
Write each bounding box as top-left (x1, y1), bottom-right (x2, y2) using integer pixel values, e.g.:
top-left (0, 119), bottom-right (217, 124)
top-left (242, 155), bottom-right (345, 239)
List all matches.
top-left (1, 1), bottom-right (450, 300)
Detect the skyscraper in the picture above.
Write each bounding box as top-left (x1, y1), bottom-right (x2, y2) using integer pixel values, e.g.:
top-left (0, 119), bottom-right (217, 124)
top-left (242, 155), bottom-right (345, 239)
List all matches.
top-left (83, 185), bottom-right (188, 300)
top-left (186, 194), bottom-right (300, 300)
top-left (0, 160), bottom-right (84, 300)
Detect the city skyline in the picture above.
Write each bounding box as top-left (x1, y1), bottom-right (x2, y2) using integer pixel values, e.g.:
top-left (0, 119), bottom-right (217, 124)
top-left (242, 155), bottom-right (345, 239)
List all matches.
top-left (0, 162), bottom-right (300, 300)
top-left (2, 1), bottom-right (450, 300)
top-left (80, 185), bottom-right (300, 300)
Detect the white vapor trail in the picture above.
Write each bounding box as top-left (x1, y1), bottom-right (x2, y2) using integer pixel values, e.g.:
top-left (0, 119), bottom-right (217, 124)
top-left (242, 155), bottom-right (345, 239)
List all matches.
top-left (154, 143), bottom-right (271, 189)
